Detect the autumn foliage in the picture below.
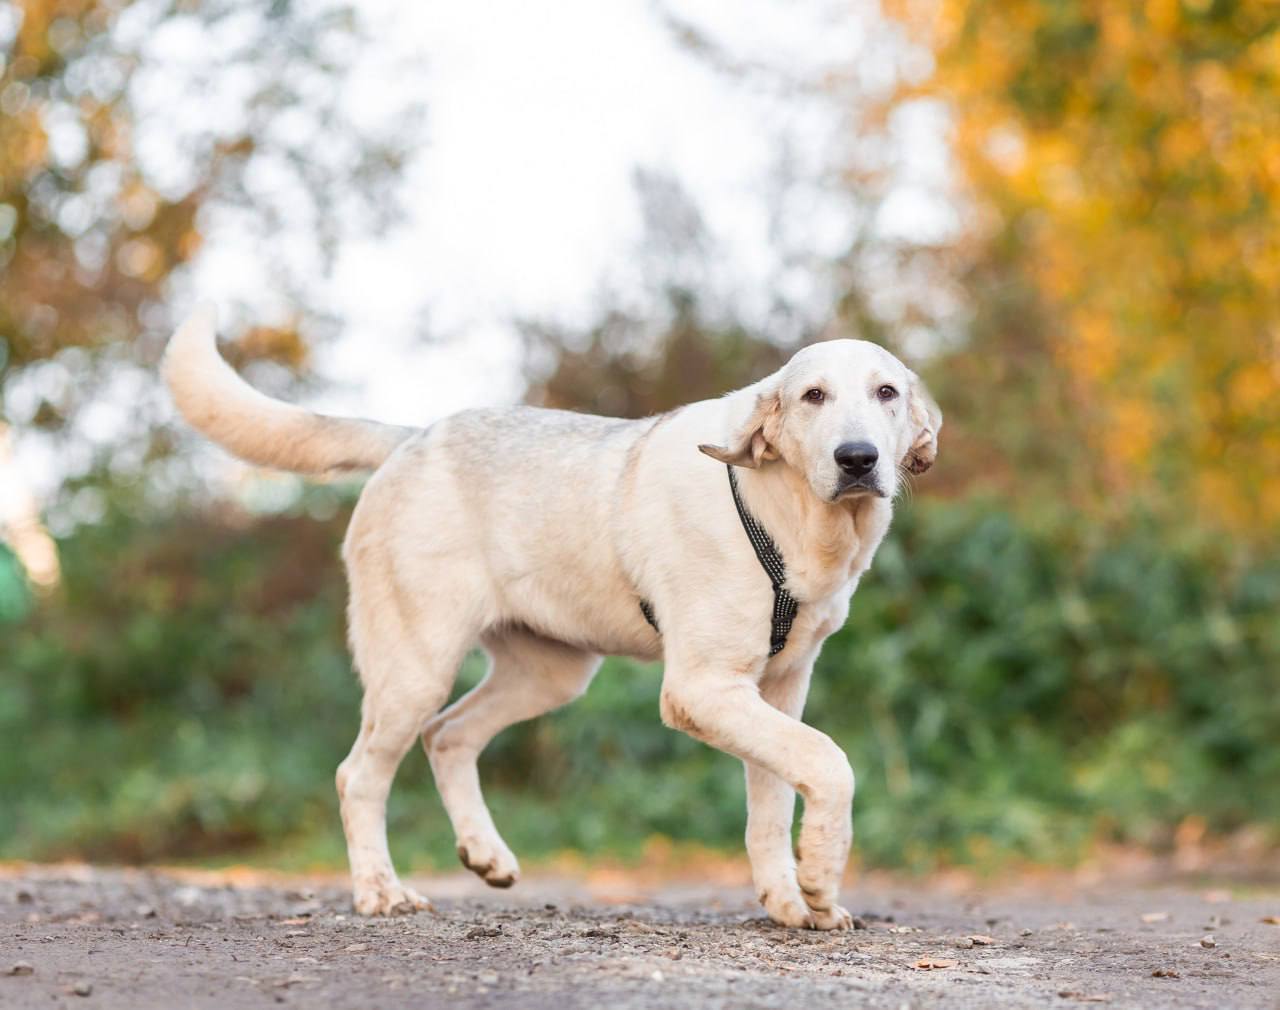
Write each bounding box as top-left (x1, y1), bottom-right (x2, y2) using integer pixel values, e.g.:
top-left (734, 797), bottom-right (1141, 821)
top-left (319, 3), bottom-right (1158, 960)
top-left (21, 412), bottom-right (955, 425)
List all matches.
top-left (891, 0), bottom-right (1280, 529)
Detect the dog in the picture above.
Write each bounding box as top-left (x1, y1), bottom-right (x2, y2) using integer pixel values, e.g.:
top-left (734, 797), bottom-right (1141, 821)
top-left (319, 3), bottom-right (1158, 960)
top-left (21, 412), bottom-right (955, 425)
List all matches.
top-left (163, 304), bottom-right (940, 929)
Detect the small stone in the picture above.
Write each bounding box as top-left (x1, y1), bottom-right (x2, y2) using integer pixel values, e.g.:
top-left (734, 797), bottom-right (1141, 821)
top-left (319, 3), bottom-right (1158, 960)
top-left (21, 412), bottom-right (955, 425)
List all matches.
top-left (8, 962), bottom-right (34, 976)
top-left (343, 943), bottom-right (369, 953)
top-left (15, 890), bottom-right (33, 905)
top-left (172, 886), bottom-right (202, 907)
top-left (1019, 928), bottom-right (1034, 936)
top-left (955, 937), bottom-right (975, 949)
top-left (650, 970), bottom-right (665, 982)
top-left (135, 905), bottom-right (156, 919)
top-left (73, 981), bottom-right (93, 997)
top-left (1152, 967), bottom-right (1180, 978)
top-left (1199, 935), bottom-right (1216, 948)
top-left (850, 916), bottom-right (868, 930)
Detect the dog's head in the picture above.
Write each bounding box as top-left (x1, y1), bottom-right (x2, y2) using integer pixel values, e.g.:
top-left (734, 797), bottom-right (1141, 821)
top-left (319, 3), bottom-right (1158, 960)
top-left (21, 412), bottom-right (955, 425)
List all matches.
top-left (699, 340), bottom-right (941, 502)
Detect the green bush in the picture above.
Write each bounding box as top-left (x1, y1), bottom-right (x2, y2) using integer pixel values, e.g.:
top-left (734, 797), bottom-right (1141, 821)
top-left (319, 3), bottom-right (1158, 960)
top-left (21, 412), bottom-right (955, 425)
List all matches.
top-left (1, 498), bottom-right (1276, 871)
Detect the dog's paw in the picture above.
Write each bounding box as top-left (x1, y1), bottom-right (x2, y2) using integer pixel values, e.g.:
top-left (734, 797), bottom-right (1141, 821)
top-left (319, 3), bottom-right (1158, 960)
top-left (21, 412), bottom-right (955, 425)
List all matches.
top-left (352, 881), bottom-right (431, 917)
top-left (760, 884), bottom-right (818, 929)
top-left (806, 902), bottom-right (853, 931)
top-left (456, 836), bottom-right (520, 889)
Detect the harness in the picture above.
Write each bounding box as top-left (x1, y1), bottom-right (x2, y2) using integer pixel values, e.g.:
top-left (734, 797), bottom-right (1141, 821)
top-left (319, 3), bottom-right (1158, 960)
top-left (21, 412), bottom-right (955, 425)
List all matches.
top-left (639, 464), bottom-right (798, 657)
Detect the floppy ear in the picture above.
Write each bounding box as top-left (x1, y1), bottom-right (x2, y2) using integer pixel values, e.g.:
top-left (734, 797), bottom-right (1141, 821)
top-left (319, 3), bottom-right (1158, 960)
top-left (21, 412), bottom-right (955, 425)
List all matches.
top-left (905, 373), bottom-right (942, 475)
top-left (698, 382), bottom-right (783, 469)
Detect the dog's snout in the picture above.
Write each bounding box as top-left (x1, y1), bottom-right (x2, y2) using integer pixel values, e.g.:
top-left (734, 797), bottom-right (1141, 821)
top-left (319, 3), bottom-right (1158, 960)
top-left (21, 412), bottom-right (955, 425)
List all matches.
top-left (834, 440), bottom-right (878, 477)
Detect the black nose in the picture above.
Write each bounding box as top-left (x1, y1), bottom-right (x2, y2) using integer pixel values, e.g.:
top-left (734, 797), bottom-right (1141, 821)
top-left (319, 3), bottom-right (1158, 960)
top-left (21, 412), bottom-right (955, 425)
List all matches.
top-left (834, 440), bottom-right (878, 477)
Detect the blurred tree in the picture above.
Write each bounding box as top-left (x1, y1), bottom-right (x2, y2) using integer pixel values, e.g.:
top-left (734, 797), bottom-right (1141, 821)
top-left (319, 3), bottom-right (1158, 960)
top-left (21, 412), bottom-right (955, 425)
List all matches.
top-left (0, 0), bottom-right (414, 439)
top-left (525, 289), bottom-right (794, 418)
top-left (887, 0), bottom-right (1280, 530)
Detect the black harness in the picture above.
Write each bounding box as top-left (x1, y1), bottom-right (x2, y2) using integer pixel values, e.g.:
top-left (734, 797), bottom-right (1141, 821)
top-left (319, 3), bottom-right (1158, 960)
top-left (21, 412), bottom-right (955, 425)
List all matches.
top-left (639, 464), bottom-right (798, 657)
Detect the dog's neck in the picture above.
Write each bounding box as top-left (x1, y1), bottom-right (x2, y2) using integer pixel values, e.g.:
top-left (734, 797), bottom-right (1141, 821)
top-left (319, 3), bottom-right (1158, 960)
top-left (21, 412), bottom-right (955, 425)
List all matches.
top-left (736, 462), bottom-right (892, 598)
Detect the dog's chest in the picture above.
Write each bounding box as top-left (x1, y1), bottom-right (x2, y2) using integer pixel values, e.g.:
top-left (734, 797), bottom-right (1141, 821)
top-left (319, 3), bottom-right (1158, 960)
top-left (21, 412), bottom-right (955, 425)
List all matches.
top-left (775, 590), bottom-right (853, 661)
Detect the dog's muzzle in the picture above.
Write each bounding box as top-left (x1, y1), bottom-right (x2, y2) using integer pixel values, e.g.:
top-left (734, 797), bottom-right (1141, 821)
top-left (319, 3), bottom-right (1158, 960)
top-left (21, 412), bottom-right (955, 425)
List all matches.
top-left (833, 440), bottom-right (885, 498)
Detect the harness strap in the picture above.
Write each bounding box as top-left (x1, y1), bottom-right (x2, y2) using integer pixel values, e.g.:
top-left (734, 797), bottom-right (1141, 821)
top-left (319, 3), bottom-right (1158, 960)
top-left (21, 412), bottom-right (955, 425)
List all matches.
top-left (638, 464), bottom-right (799, 657)
top-left (726, 465), bottom-right (798, 656)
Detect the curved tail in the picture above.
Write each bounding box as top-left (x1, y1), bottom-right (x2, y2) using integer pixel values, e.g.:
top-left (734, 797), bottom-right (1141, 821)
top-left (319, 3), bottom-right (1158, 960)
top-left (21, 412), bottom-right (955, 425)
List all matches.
top-left (162, 304), bottom-right (414, 474)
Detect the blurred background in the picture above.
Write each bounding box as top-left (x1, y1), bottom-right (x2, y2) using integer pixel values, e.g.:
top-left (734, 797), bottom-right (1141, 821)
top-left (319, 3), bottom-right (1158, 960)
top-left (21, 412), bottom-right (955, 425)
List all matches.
top-left (1, 0), bottom-right (1277, 876)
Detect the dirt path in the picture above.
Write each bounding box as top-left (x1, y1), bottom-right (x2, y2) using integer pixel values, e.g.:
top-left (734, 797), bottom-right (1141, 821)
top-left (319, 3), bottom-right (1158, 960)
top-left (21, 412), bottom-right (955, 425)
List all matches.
top-left (2, 866), bottom-right (1278, 1009)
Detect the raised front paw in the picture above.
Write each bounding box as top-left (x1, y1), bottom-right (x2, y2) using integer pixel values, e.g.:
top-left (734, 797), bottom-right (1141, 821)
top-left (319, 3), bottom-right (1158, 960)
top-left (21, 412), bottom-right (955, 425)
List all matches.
top-left (456, 835), bottom-right (520, 889)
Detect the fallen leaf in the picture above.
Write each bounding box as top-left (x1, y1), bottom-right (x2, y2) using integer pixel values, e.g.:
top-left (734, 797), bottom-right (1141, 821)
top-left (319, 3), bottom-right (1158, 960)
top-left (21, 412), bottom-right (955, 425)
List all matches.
top-left (1152, 968), bottom-right (1180, 978)
top-left (1261, 916), bottom-right (1280, 925)
top-left (1058, 992), bottom-right (1111, 1003)
top-left (1141, 912), bottom-right (1170, 924)
top-left (914, 958), bottom-right (957, 970)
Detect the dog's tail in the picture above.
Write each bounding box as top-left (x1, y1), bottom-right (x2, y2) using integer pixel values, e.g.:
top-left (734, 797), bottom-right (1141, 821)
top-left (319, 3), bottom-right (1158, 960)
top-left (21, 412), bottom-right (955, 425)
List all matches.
top-left (162, 304), bottom-right (415, 474)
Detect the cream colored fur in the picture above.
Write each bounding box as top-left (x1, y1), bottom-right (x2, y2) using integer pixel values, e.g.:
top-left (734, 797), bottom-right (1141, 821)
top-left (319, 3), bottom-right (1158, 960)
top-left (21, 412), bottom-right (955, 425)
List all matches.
top-left (163, 305), bottom-right (941, 929)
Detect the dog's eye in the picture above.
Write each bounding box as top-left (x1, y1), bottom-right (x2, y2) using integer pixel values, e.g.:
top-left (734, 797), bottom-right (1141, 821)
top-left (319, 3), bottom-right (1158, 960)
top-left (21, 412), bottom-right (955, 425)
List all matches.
top-left (803, 388), bottom-right (825, 404)
top-left (876, 384), bottom-right (898, 402)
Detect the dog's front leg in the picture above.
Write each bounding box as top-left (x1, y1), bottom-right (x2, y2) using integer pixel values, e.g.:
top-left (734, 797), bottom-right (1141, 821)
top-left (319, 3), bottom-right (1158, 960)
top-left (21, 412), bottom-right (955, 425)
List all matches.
top-left (660, 662), bottom-right (853, 930)
top-left (742, 661), bottom-right (835, 928)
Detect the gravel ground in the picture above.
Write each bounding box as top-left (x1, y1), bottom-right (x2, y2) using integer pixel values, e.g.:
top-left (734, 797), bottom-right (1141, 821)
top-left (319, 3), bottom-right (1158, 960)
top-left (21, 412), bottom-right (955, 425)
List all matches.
top-left (2, 866), bottom-right (1278, 1009)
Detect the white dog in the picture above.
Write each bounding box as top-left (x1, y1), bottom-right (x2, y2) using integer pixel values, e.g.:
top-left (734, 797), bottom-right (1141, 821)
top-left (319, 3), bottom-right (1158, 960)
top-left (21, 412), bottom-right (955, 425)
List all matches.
top-left (163, 305), bottom-right (940, 929)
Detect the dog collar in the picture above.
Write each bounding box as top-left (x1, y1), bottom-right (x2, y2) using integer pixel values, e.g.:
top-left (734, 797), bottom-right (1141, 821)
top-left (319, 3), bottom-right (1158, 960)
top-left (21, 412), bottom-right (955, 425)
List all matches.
top-left (640, 464), bottom-right (798, 657)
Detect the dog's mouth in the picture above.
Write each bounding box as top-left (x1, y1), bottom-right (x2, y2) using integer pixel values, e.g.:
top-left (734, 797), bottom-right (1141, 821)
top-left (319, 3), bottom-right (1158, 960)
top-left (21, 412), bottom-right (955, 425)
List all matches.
top-left (833, 475), bottom-right (886, 501)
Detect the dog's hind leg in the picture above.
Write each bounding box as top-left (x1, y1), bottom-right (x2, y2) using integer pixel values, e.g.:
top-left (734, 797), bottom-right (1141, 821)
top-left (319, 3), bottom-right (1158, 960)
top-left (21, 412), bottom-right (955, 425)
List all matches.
top-left (336, 559), bottom-right (480, 916)
top-left (422, 628), bottom-right (600, 887)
